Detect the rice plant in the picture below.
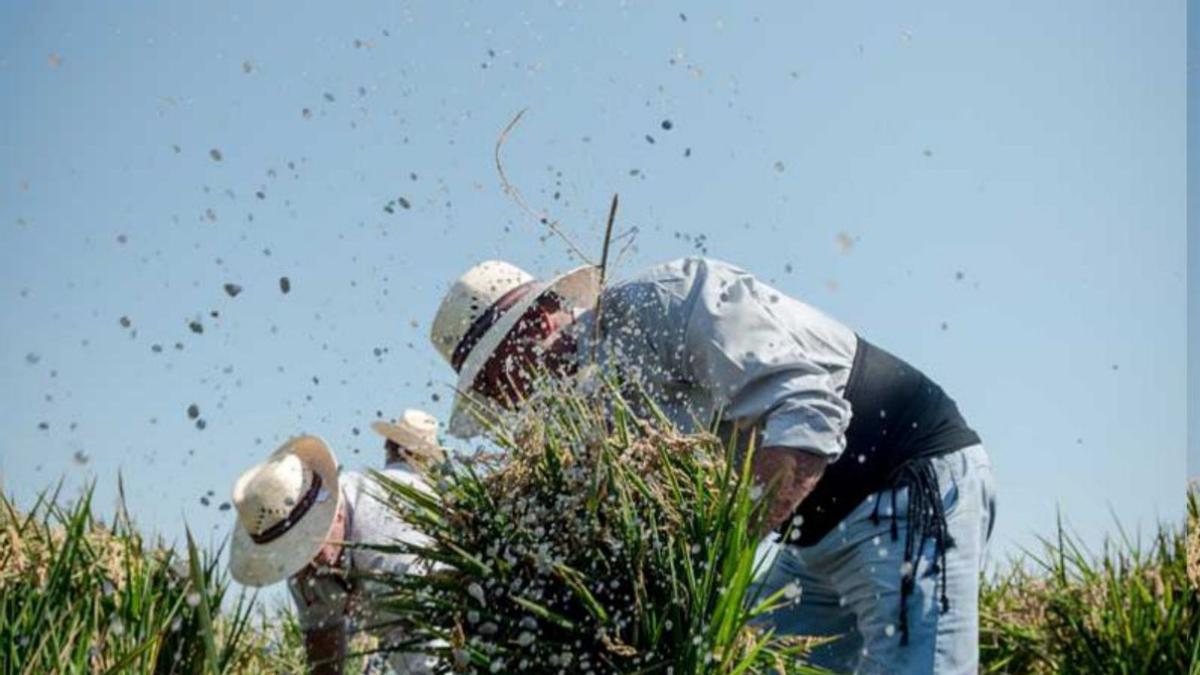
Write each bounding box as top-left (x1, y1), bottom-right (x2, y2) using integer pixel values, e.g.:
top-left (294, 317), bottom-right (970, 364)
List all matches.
top-left (979, 490), bottom-right (1200, 674)
top-left (364, 386), bottom-right (824, 674)
top-left (5, 427), bottom-right (1195, 674)
top-left (0, 481), bottom-right (305, 675)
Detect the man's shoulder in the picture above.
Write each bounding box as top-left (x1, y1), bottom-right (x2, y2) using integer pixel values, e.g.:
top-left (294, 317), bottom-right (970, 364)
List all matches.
top-left (337, 469), bottom-right (367, 496)
top-left (612, 256), bottom-right (746, 296)
top-left (627, 256), bottom-right (741, 280)
top-left (377, 464), bottom-right (433, 492)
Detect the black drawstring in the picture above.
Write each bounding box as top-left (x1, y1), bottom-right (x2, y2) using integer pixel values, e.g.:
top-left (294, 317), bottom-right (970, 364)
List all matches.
top-left (871, 458), bottom-right (954, 646)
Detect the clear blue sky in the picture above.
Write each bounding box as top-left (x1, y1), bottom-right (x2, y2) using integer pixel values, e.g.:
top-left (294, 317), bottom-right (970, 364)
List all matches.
top-left (1189, 1), bottom-right (1199, 481)
top-left (0, 1), bottom-right (1187, 571)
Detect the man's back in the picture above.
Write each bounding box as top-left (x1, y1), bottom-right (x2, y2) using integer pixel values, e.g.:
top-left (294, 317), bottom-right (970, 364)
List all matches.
top-left (577, 256), bottom-right (859, 451)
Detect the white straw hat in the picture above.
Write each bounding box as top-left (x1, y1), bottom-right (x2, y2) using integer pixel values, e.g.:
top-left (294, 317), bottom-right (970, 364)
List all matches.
top-left (228, 435), bottom-right (340, 587)
top-left (372, 409), bottom-right (446, 464)
top-left (430, 260), bottom-right (600, 438)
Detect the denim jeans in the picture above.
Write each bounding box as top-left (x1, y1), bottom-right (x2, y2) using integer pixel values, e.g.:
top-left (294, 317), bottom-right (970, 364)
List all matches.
top-left (752, 445), bottom-right (996, 674)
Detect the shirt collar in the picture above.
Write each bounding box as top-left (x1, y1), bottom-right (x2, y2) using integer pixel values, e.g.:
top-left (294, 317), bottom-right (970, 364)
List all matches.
top-left (383, 459), bottom-right (417, 474)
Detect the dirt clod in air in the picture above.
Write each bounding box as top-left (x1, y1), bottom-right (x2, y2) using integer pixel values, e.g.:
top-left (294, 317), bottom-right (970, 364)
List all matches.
top-left (836, 232), bottom-right (858, 254)
top-left (279, 277), bottom-right (291, 294)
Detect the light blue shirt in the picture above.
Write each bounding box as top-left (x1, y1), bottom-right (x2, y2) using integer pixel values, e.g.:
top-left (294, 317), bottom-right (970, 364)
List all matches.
top-left (574, 257), bottom-right (858, 461)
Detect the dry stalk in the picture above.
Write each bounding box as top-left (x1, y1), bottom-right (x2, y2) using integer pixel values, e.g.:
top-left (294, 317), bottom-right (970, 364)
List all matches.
top-left (494, 109), bottom-right (594, 265)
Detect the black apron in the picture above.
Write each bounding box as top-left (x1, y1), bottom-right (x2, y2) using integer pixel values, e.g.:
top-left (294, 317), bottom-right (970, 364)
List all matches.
top-left (790, 336), bottom-right (980, 546)
top-left (784, 336), bottom-right (981, 645)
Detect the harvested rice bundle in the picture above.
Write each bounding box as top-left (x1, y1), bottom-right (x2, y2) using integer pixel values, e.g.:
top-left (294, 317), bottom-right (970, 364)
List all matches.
top-left (366, 388), bottom-right (823, 674)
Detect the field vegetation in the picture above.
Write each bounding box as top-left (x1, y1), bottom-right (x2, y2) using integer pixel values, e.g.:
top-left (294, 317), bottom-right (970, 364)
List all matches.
top-left (2, 422), bottom-right (1196, 673)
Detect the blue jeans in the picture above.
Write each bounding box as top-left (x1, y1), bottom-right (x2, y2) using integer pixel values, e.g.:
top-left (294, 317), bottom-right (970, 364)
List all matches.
top-left (752, 445), bottom-right (996, 674)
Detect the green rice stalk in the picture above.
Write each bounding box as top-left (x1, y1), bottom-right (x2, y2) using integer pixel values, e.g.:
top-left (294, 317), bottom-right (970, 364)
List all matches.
top-left (980, 492), bottom-right (1200, 674)
top-left (363, 383), bottom-right (827, 674)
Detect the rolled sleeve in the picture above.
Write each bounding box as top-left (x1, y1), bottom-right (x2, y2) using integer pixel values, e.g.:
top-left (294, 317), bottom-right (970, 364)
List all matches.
top-left (756, 373), bottom-right (852, 458)
top-left (679, 259), bottom-right (853, 460)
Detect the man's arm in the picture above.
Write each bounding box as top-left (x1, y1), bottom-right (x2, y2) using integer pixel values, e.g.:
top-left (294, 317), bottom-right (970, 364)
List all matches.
top-left (669, 259), bottom-right (854, 467)
top-left (303, 625), bottom-right (347, 675)
top-left (752, 446), bottom-right (828, 533)
top-left (288, 568), bottom-right (350, 675)
top-left (607, 258), bottom-right (850, 528)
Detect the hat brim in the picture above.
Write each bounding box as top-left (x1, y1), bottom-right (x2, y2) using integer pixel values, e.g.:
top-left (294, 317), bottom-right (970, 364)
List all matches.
top-left (228, 436), bottom-right (340, 587)
top-left (371, 420), bottom-right (441, 460)
top-left (447, 265), bottom-right (600, 438)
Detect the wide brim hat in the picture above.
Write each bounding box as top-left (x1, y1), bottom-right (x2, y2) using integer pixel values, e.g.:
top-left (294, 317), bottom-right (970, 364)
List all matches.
top-left (228, 436), bottom-right (340, 587)
top-left (371, 409), bottom-right (444, 463)
top-left (447, 265), bottom-right (600, 438)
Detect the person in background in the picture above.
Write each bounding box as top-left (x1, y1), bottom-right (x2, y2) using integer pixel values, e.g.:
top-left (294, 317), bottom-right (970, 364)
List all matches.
top-left (228, 416), bottom-right (445, 675)
top-left (372, 409), bottom-right (446, 473)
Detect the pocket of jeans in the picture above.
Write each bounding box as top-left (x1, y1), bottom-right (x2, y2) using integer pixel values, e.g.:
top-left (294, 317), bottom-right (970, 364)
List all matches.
top-left (962, 444), bottom-right (993, 474)
top-left (943, 447), bottom-right (996, 524)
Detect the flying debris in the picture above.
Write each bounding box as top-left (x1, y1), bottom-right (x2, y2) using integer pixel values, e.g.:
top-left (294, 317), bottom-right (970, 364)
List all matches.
top-left (836, 232), bottom-right (858, 254)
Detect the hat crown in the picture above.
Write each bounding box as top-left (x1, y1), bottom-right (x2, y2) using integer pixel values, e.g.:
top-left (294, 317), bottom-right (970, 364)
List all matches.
top-left (233, 454), bottom-right (314, 537)
top-left (400, 409), bottom-right (438, 444)
top-left (430, 260), bottom-right (535, 365)
top-left (374, 409), bottom-right (444, 464)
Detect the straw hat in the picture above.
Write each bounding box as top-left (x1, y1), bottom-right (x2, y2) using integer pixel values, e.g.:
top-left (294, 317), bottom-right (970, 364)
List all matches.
top-left (371, 409), bottom-right (445, 464)
top-left (228, 436), bottom-right (340, 587)
top-left (430, 260), bottom-right (600, 438)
